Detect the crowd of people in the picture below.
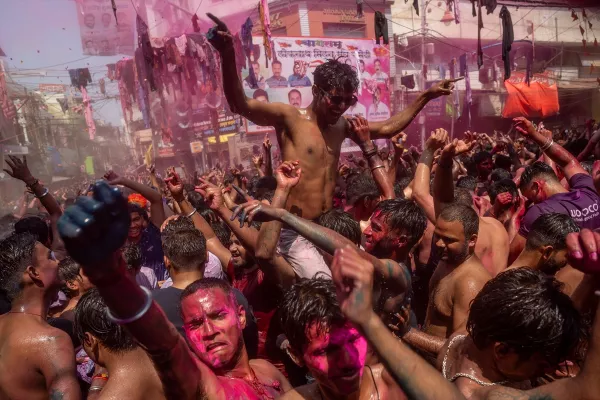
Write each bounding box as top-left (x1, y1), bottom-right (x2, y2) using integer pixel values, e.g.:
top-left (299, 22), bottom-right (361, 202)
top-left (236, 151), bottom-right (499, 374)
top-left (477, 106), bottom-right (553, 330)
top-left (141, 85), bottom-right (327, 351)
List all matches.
top-left (1, 15), bottom-right (600, 400)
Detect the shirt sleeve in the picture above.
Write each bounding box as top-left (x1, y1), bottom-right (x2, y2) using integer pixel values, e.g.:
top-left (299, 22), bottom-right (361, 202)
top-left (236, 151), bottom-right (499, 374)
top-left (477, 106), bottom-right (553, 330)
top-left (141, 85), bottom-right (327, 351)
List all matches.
top-left (568, 173), bottom-right (597, 193)
top-left (518, 205), bottom-right (544, 237)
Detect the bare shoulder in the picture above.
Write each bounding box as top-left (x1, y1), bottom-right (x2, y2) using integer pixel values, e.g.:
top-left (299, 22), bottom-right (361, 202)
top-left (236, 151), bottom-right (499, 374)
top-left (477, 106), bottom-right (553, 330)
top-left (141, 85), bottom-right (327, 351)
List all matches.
top-left (249, 359), bottom-right (292, 390)
top-left (456, 261), bottom-right (490, 292)
top-left (480, 217), bottom-right (508, 239)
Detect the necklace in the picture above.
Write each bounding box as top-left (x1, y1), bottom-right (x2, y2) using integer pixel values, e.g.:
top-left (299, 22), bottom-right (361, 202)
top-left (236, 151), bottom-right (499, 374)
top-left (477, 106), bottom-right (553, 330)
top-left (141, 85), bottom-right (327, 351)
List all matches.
top-left (442, 335), bottom-right (509, 387)
top-left (7, 311), bottom-right (43, 317)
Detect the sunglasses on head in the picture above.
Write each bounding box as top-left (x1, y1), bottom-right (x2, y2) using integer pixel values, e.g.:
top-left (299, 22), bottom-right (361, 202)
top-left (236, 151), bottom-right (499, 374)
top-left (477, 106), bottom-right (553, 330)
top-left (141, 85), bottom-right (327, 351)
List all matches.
top-left (317, 87), bottom-right (358, 107)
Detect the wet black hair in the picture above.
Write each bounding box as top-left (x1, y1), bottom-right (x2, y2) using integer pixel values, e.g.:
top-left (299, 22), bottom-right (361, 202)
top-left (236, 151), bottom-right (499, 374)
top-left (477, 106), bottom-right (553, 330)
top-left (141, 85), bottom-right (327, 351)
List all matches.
top-left (0, 213), bottom-right (18, 240)
top-left (373, 198), bottom-right (427, 249)
top-left (519, 162), bottom-right (558, 190)
top-left (161, 229), bottom-right (207, 271)
top-left (580, 161), bottom-right (594, 175)
top-left (280, 278), bottom-right (346, 353)
top-left (456, 175), bottom-right (477, 191)
top-left (346, 174), bottom-right (380, 206)
top-left (14, 216), bottom-right (49, 246)
top-left (453, 187), bottom-right (474, 207)
top-left (439, 203), bottom-right (479, 238)
top-left (212, 221), bottom-right (232, 248)
top-left (394, 177), bottom-right (412, 199)
top-left (473, 151), bottom-right (492, 165)
top-left (313, 59), bottom-right (359, 94)
top-left (494, 154), bottom-right (512, 171)
top-left (122, 244), bottom-right (142, 274)
top-left (317, 209), bottom-right (361, 245)
top-left (128, 203), bottom-right (148, 221)
top-left (488, 179), bottom-right (518, 204)
top-left (162, 216), bottom-right (195, 235)
top-left (0, 232), bottom-right (38, 301)
top-left (74, 288), bottom-right (137, 353)
top-left (467, 268), bottom-right (582, 366)
top-left (58, 257), bottom-right (81, 298)
top-left (490, 168), bottom-right (512, 182)
top-left (187, 191), bottom-right (209, 211)
top-left (526, 213), bottom-right (580, 251)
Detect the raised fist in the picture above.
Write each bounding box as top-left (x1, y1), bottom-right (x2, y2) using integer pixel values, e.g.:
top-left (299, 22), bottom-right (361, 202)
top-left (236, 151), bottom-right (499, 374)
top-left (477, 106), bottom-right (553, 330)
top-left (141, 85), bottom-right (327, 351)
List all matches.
top-left (58, 181), bottom-right (130, 269)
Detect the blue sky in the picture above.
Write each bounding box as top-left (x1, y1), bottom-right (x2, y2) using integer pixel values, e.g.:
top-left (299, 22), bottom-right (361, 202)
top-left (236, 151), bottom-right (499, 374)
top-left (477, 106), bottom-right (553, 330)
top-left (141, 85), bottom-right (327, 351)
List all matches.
top-left (0, 0), bottom-right (128, 125)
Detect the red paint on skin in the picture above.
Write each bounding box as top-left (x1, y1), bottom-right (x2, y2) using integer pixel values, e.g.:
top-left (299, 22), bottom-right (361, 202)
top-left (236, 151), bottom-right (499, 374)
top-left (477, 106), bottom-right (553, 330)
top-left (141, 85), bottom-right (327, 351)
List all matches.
top-left (364, 211), bottom-right (388, 253)
top-left (302, 323), bottom-right (367, 396)
top-left (182, 288), bottom-right (244, 371)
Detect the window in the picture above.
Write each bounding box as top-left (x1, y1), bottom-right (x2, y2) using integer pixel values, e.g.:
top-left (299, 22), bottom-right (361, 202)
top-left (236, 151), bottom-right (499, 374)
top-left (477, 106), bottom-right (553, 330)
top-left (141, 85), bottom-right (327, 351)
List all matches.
top-left (322, 23), bottom-right (366, 38)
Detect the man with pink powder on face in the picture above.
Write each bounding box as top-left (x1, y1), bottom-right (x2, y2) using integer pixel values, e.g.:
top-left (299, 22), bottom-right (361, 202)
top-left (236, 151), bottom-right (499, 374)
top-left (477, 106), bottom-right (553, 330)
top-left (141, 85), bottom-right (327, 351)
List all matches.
top-left (277, 277), bottom-right (407, 399)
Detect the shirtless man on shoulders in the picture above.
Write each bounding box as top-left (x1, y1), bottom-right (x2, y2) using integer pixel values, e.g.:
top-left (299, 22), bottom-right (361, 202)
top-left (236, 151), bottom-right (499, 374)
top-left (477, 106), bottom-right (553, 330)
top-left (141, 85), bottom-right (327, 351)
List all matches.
top-left (74, 289), bottom-right (165, 399)
top-left (206, 14), bottom-right (459, 277)
top-left (0, 233), bottom-right (80, 400)
top-left (279, 263), bottom-right (407, 400)
top-left (58, 181), bottom-right (291, 400)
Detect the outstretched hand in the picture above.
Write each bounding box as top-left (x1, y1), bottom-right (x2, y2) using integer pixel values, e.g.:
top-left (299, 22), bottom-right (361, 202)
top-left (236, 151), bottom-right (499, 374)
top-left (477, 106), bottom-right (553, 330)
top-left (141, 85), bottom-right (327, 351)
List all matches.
top-left (566, 229), bottom-right (600, 274)
top-left (513, 117), bottom-right (536, 137)
top-left (331, 246), bottom-right (374, 327)
top-left (195, 178), bottom-right (225, 211)
top-left (58, 181), bottom-right (130, 271)
top-left (164, 171), bottom-right (184, 202)
top-left (4, 155), bottom-right (34, 184)
top-left (103, 170), bottom-right (123, 185)
top-left (425, 128), bottom-right (449, 151)
top-left (206, 13), bottom-right (233, 52)
top-left (426, 77), bottom-right (463, 99)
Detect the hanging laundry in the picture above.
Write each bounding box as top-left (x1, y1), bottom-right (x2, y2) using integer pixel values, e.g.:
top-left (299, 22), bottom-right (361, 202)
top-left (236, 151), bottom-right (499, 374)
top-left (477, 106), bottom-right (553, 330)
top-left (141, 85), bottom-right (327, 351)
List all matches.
top-left (571, 10), bottom-right (578, 21)
top-left (192, 14), bottom-right (200, 33)
top-left (461, 71), bottom-right (472, 128)
top-left (356, 0), bottom-right (364, 18)
top-left (400, 74), bottom-right (415, 89)
top-left (580, 25), bottom-right (585, 36)
top-left (459, 54), bottom-right (467, 77)
top-left (111, 0), bottom-right (118, 25)
top-left (56, 97), bottom-right (68, 113)
top-left (471, 0), bottom-right (476, 17)
top-left (68, 69), bottom-right (79, 87)
top-left (99, 78), bottom-right (106, 95)
top-left (499, 6), bottom-right (513, 80)
top-left (481, 0), bottom-right (497, 15)
top-left (240, 17), bottom-right (257, 89)
top-left (477, 0), bottom-right (484, 69)
top-left (107, 64), bottom-right (116, 80)
top-left (448, 58), bottom-right (456, 79)
top-left (137, 15), bottom-right (156, 91)
top-left (374, 12), bottom-right (389, 45)
top-left (80, 86), bottom-right (96, 140)
top-left (175, 34), bottom-right (187, 56)
top-left (452, 0), bottom-right (460, 23)
top-left (233, 34), bottom-right (246, 72)
top-left (438, 64), bottom-right (446, 80)
top-left (259, 0), bottom-right (273, 63)
top-left (413, 0), bottom-right (419, 16)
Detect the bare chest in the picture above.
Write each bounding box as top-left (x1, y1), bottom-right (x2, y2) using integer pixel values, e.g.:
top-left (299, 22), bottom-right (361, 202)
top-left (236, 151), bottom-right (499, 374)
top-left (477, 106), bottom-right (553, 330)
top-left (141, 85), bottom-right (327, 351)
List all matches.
top-left (428, 267), bottom-right (455, 323)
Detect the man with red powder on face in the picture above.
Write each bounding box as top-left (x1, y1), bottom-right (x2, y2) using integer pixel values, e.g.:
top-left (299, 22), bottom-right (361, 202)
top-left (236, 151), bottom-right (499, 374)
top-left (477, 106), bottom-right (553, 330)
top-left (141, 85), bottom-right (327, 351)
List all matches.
top-left (277, 276), bottom-right (407, 399)
top-left (58, 181), bottom-right (292, 399)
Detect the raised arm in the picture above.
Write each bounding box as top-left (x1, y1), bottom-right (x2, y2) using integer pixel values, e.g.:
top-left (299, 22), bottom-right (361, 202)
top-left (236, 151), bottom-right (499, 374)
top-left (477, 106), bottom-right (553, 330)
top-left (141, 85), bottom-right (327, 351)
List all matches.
top-left (514, 117), bottom-right (587, 179)
top-left (165, 174), bottom-right (232, 269)
top-left (207, 14), bottom-right (292, 127)
top-left (263, 135), bottom-right (273, 177)
top-left (235, 201), bottom-right (411, 293)
top-left (414, 129), bottom-right (448, 223)
top-left (4, 155), bottom-right (66, 257)
top-left (369, 78), bottom-right (462, 139)
top-left (330, 246), bottom-right (465, 400)
top-left (58, 182), bottom-right (219, 399)
top-left (577, 129), bottom-right (600, 162)
top-left (348, 116), bottom-right (395, 200)
top-left (104, 170), bottom-right (166, 228)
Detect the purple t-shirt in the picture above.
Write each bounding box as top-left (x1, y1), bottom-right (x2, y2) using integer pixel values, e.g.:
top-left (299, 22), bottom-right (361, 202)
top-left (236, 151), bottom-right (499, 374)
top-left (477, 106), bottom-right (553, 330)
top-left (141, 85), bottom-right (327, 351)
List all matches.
top-left (519, 173), bottom-right (600, 237)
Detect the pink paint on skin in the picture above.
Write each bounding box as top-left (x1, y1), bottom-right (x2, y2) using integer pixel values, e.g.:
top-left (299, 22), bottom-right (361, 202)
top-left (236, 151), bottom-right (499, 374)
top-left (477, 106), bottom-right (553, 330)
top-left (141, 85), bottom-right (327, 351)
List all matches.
top-left (302, 322), bottom-right (368, 396)
top-left (182, 288), bottom-right (244, 371)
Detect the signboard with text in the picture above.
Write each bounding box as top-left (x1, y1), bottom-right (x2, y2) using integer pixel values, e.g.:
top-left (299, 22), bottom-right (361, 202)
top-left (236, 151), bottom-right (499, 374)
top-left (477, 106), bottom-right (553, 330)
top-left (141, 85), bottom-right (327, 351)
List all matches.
top-left (242, 37), bottom-right (391, 135)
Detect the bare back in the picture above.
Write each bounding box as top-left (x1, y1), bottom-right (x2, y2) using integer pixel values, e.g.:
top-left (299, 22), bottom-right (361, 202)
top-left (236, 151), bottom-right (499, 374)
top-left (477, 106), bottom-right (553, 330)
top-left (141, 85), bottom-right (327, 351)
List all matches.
top-left (424, 257), bottom-right (491, 338)
top-left (475, 217), bottom-right (509, 277)
top-left (0, 314), bottom-right (79, 400)
top-left (277, 107), bottom-right (348, 220)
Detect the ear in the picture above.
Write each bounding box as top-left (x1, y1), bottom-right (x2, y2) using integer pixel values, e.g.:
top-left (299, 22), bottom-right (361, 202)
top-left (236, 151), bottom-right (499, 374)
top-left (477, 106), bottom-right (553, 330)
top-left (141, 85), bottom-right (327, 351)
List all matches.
top-left (540, 245), bottom-right (554, 261)
top-left (468, 234), bottom-right (478, 249)
top-left (164, 256), bottom-right (171, 270)
top-left (393, 234), bottom-right (408, 248)
top-left (237, 304), bottom-right (247, 330)
top-left (286, 347), bottom-right (305, 367)
top-left (26, 265), bottom-right (43, 287)
top-left (84, 332), bottom-right (101, 360)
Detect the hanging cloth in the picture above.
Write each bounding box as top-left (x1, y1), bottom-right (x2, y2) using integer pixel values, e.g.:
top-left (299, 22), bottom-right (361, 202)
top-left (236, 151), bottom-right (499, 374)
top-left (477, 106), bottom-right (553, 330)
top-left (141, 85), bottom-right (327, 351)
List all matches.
top-left (241, 17), bottom-right (257, 89)
top-left (356, 0), bottom-right (364, 18)
top-left (471, 0), bottom-right (476, 17)
top-left (111, 0), bottom-right (118, 25)
top-left (80, 86), bottom-right (96, 140)
top-left (477, 0), bottom-right (484, 69)
top-left (413, 0), bottom-right (419, 16)
top-left (192, 14), bottom-right (200, 33)
top-left (137, 15), bottom-right (156, 91)
top-left (57, 97), bottom-right (69, 113)
top-left (481, 0), bottom-right (497, 15)
top-left (452, 0), bottom-right (460, 23)
top-left (459, 54), bottom-right (467, 77)
top-left (499, 6), bottom-right (514, 80)
top-left (234, 33), bottom-right (247, 72)
top-left (259, 0), bottom-right (272, 64)
top-left (99, 78), bottom-right (106, 95)
top-left (525, 46), bottom-right (533, 86)
top-left (107, 64), bottom-right (116, 80)
top-left (374, 11), bottom-right (389, 45)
